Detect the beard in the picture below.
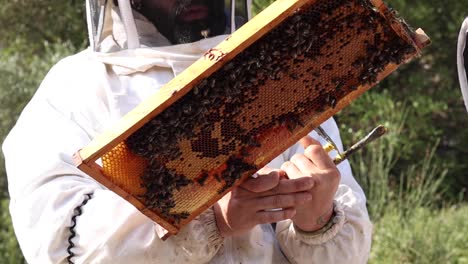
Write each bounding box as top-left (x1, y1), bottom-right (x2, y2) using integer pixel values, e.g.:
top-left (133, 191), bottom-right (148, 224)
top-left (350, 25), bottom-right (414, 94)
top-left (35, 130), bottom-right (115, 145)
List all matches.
top-left (140, 0), bottom-right (227, 44)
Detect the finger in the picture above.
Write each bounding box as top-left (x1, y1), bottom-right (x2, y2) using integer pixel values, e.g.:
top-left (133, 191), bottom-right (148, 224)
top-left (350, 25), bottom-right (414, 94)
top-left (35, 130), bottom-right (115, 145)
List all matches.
top-left (279, 171), bottom-right (289, 180)
top-left (256, 177), bottom-right (315, 197)
top-left (281, 160), bottom-right (303, 180)
top-left (240, 170), bottom-right (280, 193)
top-left (252, 192), bottom-right (312, 211)
top-left (299, 135), bottom-right (316, 148)
top-left (253, 166), bottom-right (276, 177)
top-left (300, 135), bottom-right (335, 169)
top-left (304, 144), bottom-right (335, 169)
top-left (290, 153), bottom-right (315, 175)
top-left (255, 208), bottom-right (296, 224)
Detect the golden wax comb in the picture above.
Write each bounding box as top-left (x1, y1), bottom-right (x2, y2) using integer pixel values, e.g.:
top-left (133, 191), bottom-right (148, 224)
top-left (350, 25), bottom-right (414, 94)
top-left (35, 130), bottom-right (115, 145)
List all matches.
top-left (74, 0), bottom-right (430, 237)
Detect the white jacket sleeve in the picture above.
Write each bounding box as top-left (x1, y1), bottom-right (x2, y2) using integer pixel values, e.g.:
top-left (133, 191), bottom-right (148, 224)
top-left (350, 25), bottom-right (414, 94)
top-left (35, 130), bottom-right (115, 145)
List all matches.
top-left (275, 118), bottom-right (372, 264)
top-left (2, 57), bottom-right (223, 264)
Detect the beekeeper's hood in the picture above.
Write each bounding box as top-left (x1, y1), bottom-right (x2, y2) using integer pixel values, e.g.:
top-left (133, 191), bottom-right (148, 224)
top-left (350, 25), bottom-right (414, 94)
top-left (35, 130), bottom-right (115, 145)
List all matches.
top-left (86, 0), bottom-right (252, 74)
top-left (457, 17), bottom-right (468, 112)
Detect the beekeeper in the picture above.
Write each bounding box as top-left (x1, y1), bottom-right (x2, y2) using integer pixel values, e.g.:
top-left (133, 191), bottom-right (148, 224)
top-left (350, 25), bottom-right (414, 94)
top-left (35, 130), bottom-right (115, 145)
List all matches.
top-left (2, 0), bottom-right (372, 263)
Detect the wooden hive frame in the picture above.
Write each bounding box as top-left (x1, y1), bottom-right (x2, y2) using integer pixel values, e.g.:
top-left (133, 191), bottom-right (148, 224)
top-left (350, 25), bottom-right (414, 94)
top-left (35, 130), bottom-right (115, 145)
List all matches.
top-left (74, 0), bottom-right (430, 237)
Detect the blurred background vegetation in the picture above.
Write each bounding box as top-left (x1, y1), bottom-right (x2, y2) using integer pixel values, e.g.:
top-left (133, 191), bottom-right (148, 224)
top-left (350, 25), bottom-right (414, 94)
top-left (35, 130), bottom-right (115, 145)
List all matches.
top-left (1, 0), bottom-right (467, 263)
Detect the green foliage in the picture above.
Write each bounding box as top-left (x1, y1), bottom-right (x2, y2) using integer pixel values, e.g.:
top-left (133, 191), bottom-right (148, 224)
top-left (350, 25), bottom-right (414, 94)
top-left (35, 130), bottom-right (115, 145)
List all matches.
top-left (394, 148), bottom-right (448, 216)
top-left (252, 0), bottom-right (276, 15)
top-left (0, 1), bottom-right (86, 260)
top-left (370, 205), bottom-right (468, 263)
top-left (338, 92), bottom-right (462, 263)
top-left (374, 0), bottom-right (468, 197)
top-left (0, 199), bottom-right (25, 263)
top-left (0, 0), bottom-right (87, 54)
top-left (338, 92), bottom-right (448, 217)
top-left (0, 42), bottom-right (79, 198)
top-left (338, 79), bottom-right (463, 200)
top-left (0, 0), bottom-right (86, 198)
top-left (349, 134), bottom-right (448, 220)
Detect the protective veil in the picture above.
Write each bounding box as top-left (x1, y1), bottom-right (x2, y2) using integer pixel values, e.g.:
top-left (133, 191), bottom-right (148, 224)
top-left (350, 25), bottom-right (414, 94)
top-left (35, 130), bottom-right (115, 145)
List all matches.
top-left (3, 0), bottom-right (372, 263)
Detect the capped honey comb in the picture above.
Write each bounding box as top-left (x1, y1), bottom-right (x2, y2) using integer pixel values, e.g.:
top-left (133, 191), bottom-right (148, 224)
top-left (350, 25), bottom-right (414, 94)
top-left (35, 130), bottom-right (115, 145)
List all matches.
top-left (74, 0), bottom-right (430, 236)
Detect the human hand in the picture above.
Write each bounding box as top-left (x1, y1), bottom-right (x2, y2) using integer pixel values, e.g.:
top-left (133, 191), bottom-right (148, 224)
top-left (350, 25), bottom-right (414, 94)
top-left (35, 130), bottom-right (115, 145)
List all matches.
top-left (213, 167), bottom-right (315, 237)
top-left (281, 135), bottom-right (341, 232)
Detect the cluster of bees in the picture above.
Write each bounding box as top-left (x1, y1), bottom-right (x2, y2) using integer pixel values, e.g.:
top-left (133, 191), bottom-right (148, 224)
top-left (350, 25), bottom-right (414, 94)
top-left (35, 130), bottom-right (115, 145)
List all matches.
top-left (139, 158), bottom-right (192, 221)
top-left (125, 0), bottom-right (417, 223)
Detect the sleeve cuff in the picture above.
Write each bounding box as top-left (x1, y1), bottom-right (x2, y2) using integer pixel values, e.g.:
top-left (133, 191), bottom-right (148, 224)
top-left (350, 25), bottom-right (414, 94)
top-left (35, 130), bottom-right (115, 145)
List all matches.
top-left (293, 200), bottom-right (346, 245)
top-left (198, 207), bottom-right (224, 248)
top-left (155, 208), bottom-right (224, 250)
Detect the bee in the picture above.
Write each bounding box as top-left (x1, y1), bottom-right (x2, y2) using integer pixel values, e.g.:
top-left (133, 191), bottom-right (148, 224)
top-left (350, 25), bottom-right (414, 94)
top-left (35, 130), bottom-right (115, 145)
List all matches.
top-left (330, 96), bottom-right (337, 108)
top-left (245, 138), bottom-right (261, 148)
top-left (290, 73), bottom-right (299, 80)
top-left (323, 64), bottom-right (334, 71)
top-left (196, 171), bottom-right (209, 186)
top-left (240, 147), bottom-right (251, 158)
top-left (214, 173), bottom-right (222, 182)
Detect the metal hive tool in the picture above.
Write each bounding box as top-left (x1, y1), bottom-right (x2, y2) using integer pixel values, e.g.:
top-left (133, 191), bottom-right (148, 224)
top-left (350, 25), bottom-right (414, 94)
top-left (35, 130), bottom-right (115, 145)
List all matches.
top-left (74, 0), bottom-right (430, 237)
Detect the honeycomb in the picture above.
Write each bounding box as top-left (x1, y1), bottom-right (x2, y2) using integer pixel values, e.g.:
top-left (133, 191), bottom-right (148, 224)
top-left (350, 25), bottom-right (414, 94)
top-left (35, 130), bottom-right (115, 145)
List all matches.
top-left (84, 0), bottom-right (428, 234)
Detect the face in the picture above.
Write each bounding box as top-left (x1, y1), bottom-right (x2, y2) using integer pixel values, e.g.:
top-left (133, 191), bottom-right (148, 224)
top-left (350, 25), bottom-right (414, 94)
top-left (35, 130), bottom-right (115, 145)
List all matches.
top-left (138, 0), bottom-right (227, 44)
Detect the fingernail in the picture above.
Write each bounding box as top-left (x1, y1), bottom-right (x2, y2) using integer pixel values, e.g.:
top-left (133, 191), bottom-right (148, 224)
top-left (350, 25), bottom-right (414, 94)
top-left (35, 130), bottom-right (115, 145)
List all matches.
top-left (280, 171), bottom-right (289, 179)
top-left (269, 170), bottom-right (280, 178)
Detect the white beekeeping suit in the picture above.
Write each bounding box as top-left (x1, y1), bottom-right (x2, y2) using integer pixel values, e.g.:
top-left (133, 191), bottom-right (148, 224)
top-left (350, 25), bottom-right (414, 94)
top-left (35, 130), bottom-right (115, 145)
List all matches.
top-left (2, 0), bottom-right (372, 263)
top-left (457, 17), bottom-right (468, 112)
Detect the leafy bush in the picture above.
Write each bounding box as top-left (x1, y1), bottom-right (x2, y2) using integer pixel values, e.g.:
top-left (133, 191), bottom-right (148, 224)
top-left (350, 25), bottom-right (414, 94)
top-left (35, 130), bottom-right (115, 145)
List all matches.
top-left (349, 135), bottom-right (448, 220)
top-left (0, 199), bottom-right (25, 263)
top-left (338, 92), bottom-right (464, 263)
top-left (337, 91), bottom-right (449, 218)
top-left (0, 1), bottom-right (87, 54)
top-left (375, 0), bottom-right (468, 198)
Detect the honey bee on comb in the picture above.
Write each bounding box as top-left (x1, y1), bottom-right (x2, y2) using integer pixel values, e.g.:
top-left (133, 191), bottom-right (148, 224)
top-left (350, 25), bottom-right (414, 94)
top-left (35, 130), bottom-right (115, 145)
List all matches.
top-left (75, 0), bottom-right (430, 236)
